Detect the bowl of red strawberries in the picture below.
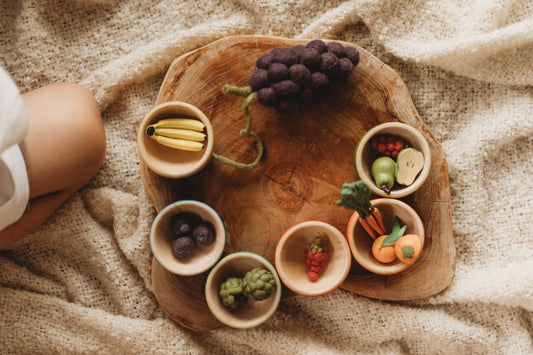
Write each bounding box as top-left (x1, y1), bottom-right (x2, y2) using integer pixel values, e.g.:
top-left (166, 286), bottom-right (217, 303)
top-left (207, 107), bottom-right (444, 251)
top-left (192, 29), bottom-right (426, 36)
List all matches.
top-left (274, 221), bottom-right (351, 297)
top-left (354, 122), bottom-right (432, 198)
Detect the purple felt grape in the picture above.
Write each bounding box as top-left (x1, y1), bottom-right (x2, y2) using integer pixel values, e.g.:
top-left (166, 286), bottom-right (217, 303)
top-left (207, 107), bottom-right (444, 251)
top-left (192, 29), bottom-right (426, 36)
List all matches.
top-left (268, 62), bottom-right (289, 83)
top-left (248, 69), bottom-right (270, 91)
top-left (291, 44), bottom-right (307, 60)
top-left (257, 87), bottom-right (279, 107)
top-left (310, 71), bottom-right (329, 94)
top-left (298, 47), bottom-right (321, 72)
top-left (326, 41), bottom-right (346, 58)
top-left (270, 47), bottom-right (298, 67)
top-left (289, 64), bottom-right (311, 86)
top-left (256, 52), bottom-right (274, 69)
top-left (320, 52), bottom-right (339, 77)
top-left (344, 46), bottom-right (360, 66)
top-left (306, 39), bottom-right (328, 53)
top-left (272, 80), bottom-right (299, 98)
top-left (336, 57), bottom-right (355, 78)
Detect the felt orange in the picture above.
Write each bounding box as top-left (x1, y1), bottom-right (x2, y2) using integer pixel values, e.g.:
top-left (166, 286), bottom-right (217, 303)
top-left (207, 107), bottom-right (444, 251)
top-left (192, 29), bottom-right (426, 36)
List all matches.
top-left (372, 235), bottom-right (397, 263)
top-left (394, 234), bottom-right (422, 265)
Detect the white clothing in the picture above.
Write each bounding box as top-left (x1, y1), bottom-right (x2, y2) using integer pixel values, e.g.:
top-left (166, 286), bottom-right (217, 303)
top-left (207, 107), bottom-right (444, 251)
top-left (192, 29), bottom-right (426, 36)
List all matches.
top-left (0, 66), bottom-right (29, 232)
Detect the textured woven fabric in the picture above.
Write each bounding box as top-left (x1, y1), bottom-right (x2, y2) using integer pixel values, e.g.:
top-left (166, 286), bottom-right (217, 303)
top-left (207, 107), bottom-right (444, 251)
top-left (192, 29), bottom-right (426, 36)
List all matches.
top-left (1, 1), bottom-right (532, 354)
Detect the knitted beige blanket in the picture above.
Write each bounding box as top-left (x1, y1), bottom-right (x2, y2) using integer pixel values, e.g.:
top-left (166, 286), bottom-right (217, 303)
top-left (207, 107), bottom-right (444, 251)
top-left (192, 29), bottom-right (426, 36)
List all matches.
top-left (1, 1), bottom-right (532, 354)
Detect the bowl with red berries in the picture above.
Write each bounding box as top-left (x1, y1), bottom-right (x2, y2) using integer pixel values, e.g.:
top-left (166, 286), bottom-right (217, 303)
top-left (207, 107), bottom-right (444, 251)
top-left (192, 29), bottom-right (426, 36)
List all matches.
top-left (149, 200), bottom-right (226, 276)
top-left (354, 122), bottom-right (432, 198)
top-left (274, 221), bottom-right (352, 297)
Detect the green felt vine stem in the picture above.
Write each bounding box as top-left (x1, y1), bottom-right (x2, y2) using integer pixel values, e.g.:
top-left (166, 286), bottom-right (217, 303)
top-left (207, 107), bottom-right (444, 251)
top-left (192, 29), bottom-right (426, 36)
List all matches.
top-left (221, 84), bottom-right (253, 97)
top-left (212, 85), bottom-right (264, 169)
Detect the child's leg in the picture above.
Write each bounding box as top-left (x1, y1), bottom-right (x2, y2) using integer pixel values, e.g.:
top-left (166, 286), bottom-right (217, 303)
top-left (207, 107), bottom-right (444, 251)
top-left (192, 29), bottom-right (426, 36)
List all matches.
top-left (0, 83), bottom-right (106, 249)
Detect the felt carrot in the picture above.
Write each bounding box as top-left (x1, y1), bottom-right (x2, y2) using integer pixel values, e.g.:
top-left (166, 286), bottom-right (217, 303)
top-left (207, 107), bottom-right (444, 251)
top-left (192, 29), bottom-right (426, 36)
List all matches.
top-left (371, 207), bottom-right (386, 234)
top-left (335, 181), bottom-right (386, 239)
top-left (306, 236), bottom-right (329, 281)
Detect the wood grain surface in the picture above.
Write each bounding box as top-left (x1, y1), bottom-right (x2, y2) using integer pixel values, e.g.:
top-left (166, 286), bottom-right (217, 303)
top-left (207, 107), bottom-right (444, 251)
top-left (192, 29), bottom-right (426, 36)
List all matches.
top-left (140, 35), bottom-right (456, 331)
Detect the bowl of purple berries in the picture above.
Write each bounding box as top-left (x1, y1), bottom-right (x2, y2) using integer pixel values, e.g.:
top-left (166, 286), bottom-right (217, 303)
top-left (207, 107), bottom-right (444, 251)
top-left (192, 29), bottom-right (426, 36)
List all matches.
top-left (149, 200), bottom-right (226, 276)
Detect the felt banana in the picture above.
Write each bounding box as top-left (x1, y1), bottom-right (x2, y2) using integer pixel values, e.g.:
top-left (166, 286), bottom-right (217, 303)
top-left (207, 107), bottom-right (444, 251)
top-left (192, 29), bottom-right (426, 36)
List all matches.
top-left (147, 127), bottom-right (206, 142)
top-left (149, 118), bottom-right (205, 132)
top-left (149, 134), bottom-right (204, 152)
top-left (146, 118), bottom-right (207, 151)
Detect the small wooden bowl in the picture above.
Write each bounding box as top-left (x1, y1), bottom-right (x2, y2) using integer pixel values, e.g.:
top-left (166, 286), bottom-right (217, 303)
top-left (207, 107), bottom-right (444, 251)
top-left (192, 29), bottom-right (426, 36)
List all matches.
top-left (150, 200), bottom-right (226, 276)
top-left (275, 221), bottom-right (352, 297)
top-left (347, 198), bottom-right (424, 275)
top-left (354, 122), bottom-right (431, 198)
top-left (205, 251), bottom-right (282, 329)
top-left (137, 101), bottom-right (214, 179)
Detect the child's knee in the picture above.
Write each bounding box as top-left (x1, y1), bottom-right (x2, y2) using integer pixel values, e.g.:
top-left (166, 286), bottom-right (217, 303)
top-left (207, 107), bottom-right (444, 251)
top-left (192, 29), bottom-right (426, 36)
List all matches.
top-left (59, 83), bottom-right (106, 183)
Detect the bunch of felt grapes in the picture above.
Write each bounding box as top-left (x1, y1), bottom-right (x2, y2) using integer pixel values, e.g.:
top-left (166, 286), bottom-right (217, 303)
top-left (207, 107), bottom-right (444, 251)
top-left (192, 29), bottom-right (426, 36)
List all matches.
top-left (248, 39), bottom-right (360, 113)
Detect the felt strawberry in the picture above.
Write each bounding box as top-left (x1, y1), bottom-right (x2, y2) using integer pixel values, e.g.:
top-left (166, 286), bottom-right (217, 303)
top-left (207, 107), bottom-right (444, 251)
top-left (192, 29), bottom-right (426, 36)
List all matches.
top-left (306, 236), bottom-right (329, 281)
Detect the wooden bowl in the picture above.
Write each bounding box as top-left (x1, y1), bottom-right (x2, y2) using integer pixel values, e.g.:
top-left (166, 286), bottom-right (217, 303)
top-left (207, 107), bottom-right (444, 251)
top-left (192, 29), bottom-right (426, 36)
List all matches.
top-left (137, 101), bottom-right (214, 179)
top-left (149, 200), bottom-right (226, 276)
top-left (205, 251), bottom-right (282, 329)
top-left (275, 221), bottom-right (351, 297)
top-left (354, 122), bottom-right (432, 198)
top-left (347, 198), bottom-right (424, 275)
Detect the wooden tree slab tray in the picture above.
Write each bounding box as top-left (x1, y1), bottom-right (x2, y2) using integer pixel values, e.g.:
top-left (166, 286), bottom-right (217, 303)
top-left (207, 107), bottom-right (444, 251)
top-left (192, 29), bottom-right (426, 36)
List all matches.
top-left (141, 35), bottom-right (456, 332)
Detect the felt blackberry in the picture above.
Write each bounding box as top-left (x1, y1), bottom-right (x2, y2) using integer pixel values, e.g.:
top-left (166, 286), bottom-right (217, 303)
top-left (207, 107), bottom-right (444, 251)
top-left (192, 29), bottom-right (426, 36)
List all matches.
top-left (170, 212), bottom-right (197, 238)
top-left (193, 222), bottom-right (216, 247)
top-left (172, 236), bottom-right (195, 259)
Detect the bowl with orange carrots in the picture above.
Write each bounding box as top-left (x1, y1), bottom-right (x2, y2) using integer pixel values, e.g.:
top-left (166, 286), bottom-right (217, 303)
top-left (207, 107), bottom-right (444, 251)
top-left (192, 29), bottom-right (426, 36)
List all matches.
top-left (336, 181), bottom-right (424, 275)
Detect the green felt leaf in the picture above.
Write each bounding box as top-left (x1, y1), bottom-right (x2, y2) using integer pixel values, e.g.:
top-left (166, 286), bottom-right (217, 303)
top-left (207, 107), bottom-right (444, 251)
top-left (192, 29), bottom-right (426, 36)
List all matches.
top-left (381, 216), bottom-right (406, 247)
top-left (401, 245), bottom-right (415, 259)
top-left (392, 216), bottom-right (400, 233)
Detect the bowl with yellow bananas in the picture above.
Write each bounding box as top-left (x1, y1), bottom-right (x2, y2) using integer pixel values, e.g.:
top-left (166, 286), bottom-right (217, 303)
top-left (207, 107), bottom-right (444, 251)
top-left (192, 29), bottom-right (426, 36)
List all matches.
top-left (137, 101), bottom-right (214, 179)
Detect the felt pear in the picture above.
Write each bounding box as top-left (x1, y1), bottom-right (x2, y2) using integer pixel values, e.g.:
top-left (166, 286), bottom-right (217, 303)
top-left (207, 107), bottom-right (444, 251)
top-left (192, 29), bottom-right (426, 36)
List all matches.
top-left (371, 156), bottom-right (396, 193)
top-left (395, 148), bottom-right (424, 186)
